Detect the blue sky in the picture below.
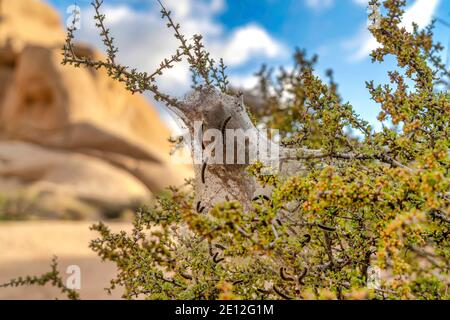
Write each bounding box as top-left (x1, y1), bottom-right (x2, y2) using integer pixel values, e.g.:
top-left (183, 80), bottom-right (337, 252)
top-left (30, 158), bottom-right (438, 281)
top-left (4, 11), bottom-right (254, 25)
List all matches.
top-left (48, 0), bottom-right (450, 131)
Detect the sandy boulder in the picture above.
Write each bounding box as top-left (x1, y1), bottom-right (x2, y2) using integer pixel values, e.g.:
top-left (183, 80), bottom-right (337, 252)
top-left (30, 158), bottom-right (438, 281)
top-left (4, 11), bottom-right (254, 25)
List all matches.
top-left (0, 0), bottom-right (192, 219)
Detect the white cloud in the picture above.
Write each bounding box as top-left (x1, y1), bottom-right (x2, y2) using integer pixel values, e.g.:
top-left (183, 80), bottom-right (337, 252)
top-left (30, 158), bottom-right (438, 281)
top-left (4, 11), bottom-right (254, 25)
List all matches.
top-left (352, 0), bottom-right (368, 6)
top-left (305, 0), bottom-right (335, 11)
top-left (344, 0), bottom-right (440, 61)
top-left (75, 0), bottom-right (284, 96)
top-left (305, 0), bottom-right (334, 10)
top-left (210, 24), bottom-right (284, 66)
top-left (229, 74), bottom-right (260, 90)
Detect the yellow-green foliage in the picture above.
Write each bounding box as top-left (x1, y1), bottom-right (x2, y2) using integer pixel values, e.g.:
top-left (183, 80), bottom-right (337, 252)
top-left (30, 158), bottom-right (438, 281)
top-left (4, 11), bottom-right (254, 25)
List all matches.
top-left (4, 0), bottom-right (448, 300)
top-left (0, 257), bottom-right (80, 300)
top-left (86, 0), bottom-right (449, 300)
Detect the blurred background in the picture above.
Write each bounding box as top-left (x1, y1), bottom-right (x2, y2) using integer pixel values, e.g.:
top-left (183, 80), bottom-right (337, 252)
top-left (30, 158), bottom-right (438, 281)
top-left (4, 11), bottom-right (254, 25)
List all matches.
top-left (0, 0), bottom-right (448, 299)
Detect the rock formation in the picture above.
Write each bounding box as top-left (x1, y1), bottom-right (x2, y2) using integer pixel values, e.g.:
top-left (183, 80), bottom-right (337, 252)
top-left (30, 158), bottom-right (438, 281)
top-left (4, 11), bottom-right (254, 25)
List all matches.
top-left (0, 0), bottom-right (191, 219)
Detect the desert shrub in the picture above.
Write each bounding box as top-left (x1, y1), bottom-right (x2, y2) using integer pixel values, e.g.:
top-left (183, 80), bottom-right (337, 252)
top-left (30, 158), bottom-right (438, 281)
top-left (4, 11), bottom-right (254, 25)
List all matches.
top-left (0, 257), bottom-right (80, 300)
top-left (4, 0), bottom-right (448, 300)
top-left (0, 192), bottom-right (39, 221)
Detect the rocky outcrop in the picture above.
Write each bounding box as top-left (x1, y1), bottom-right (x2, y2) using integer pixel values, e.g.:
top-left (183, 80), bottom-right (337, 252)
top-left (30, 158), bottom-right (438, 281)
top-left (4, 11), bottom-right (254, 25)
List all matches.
top-left (0, 0), bottom-right (192, 219)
